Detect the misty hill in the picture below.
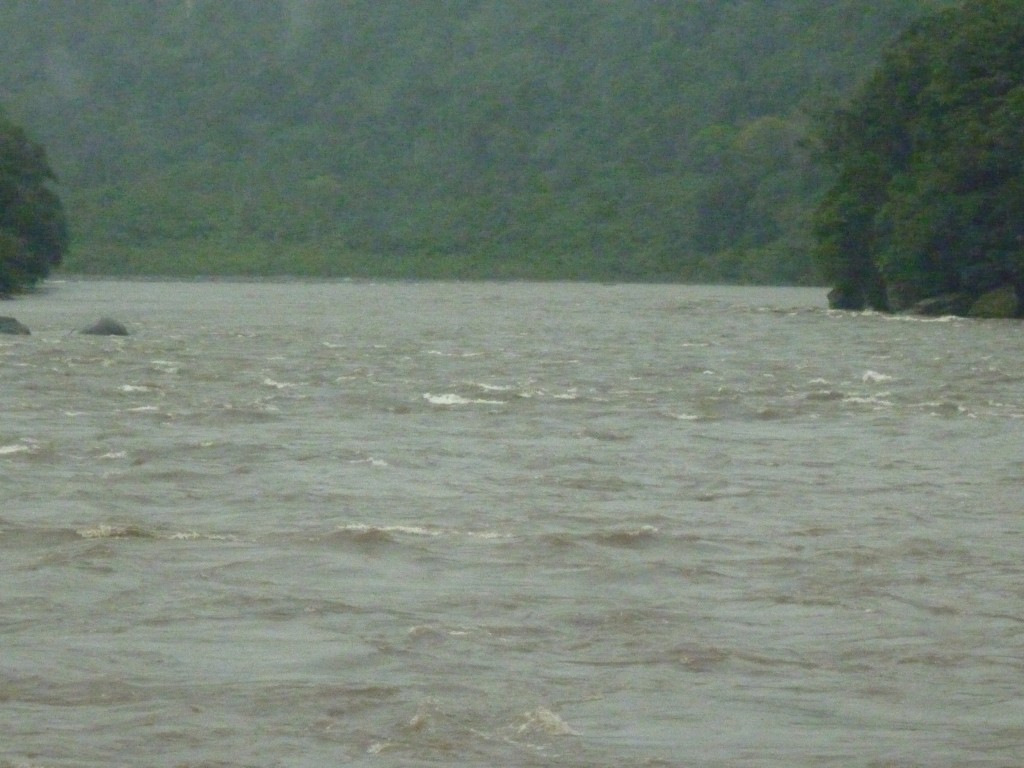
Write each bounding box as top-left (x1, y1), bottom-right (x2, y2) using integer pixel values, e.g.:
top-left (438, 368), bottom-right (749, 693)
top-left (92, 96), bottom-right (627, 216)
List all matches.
top-left (0, 0), bottom-right (951, 282)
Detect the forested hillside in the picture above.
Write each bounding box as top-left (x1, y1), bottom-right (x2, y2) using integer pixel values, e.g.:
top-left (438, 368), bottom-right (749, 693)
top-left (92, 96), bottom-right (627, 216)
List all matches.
top-left (814, 0), bottom-right (1024, 316)
top-left (0, 0), bottom-right (952, 282)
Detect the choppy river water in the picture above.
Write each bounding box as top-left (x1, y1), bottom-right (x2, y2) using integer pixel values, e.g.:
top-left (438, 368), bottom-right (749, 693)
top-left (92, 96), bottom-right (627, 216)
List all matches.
top-left (1, 280), bottom-right (1022, 767)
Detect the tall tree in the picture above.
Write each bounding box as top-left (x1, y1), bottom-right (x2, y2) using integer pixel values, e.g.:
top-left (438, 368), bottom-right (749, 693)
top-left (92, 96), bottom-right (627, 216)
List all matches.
top-left (0, 117), bottom-right (69, 295)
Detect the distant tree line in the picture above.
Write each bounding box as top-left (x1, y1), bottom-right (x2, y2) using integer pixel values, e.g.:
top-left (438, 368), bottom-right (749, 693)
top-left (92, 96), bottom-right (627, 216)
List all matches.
top-left (1, 0), bottom-right (952, 283)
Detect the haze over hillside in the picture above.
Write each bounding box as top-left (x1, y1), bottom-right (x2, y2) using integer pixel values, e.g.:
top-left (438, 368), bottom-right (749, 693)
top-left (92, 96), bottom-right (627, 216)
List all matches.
top-left (0, 0), bottom-right (951, 281)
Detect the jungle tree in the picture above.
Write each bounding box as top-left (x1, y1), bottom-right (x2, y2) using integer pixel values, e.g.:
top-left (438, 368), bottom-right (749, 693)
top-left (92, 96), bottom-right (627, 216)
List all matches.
top-left (0, 117), bottom-right (68, 295)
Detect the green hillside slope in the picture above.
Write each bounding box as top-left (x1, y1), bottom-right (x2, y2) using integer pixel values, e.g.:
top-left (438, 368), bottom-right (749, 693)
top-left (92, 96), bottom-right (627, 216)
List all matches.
top-left (0, 0), bottom-right (951, 281)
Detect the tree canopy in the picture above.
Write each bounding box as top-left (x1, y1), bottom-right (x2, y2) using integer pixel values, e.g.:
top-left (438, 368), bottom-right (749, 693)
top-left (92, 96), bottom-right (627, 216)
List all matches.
top-left (814, 0), bottom-right (1024, 314)
top-left (1, 1), bottom-right (950, 282)
top-left (0, 116), bottom-right (68, 296)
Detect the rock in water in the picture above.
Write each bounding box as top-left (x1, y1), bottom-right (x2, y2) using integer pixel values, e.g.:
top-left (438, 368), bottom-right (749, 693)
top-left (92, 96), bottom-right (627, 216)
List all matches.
top-left (968, 284), bottom-right (1019, 319)
top-left (908, 293), bottom-right (973, 317)
top-left (80, 317), bottom-right (130, 336)
top-left (826, 285), bottom-right (863, 311)
top-left (0, 316), bottom-right (30, 334)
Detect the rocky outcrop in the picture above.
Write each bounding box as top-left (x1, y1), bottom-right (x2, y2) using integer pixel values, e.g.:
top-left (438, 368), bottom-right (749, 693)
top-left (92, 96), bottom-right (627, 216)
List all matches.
top-left (0, 316), bottom-right (30, 334)
top-left (897, 284), bottom-right (1020, 319)
top-left (907, 293), bottom-right (973, 317)
top-left (826, 285), bottom-right (864, 311)
top-left (830, 276), bottom-right (1022, 319)
top-left (968, 284), bottom-right (1020, 319)
top-left (884, 281), bottom-right (922, 313)
top-left (80, 317), bottom-right (130, 336)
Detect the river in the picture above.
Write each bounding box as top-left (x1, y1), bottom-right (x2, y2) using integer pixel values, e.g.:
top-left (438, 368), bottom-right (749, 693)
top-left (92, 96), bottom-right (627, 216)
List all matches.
top-left (2, 279), bottom-right (1022, 767)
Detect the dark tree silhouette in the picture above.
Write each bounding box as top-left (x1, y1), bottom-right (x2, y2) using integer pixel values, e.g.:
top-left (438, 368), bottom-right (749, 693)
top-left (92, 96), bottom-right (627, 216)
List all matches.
top-left (0, 117), bottom-right (69, 295)
top-left (814, 0), bottom-right (1024, 313)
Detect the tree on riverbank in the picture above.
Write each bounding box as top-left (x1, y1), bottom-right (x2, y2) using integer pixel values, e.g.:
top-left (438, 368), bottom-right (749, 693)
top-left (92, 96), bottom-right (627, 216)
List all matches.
top-left (813, 0), bottom-right (1024, 315)
top-left (0, 117), bottom-right (68, 296)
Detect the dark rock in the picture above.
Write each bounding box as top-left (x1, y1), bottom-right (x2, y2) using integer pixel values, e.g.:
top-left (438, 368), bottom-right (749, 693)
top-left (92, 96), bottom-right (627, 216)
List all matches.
top-left (826, 285), bottom-right (864, 311)
top-left (885, 281), bottom-right (922, 313)
top-left (968, 284), bottom-right (1019, 319)
top-left (0, 316), bottom-right (30, 335)
top-left (908, 293), bottom-right (973, 317)
top-left (80, 317), bottom-right (130, 336)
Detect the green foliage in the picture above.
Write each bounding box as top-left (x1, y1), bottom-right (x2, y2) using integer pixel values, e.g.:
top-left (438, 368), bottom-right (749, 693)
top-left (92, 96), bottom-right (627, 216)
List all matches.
top-left (0, 117), bottom-right (68, 295)
top-left (1, 1), bottom-right (949, 282)
top-left (813, 0), bottom-right (1024, 310)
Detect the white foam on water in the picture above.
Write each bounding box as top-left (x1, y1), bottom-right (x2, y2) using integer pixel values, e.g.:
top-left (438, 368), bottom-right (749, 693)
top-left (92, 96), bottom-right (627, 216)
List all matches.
top-left (515, 707), bottom-right (577, 736)
top-left (380, 525), bottom-right (442, 537)
top-left (464, 530), bottom-right (512, 540)
top-left (426, 350), bottom-right (484, 358)
top-left (881, 312), bottom-right (960, 323)
top-left (843, 394), bottom-right (894, 407)
top-left (407, 698), bottom-right (442, 731)
top-left (99, 451), bottom-right (127, 459)
top-left (337, 523), bottom-right (443, 537)
top-left (76, 526), bottom-right (234, 542)
top-left (514, 388), bottom-right (578, 400)
top-left (407, 624), bottom-right (445, 639)
top-left (423, 393), bottom-right (505, 405)
top-left (920, 400), bottom-right (968, 413)
top-left (120, 384), bottom-right (153, 393)
top-left (168, 531), bottom-right (202, 540)
top-left (167, 531), bottom-right (236, 541)
top-left (473, 382), bottom-right (514, 392)
top-left (263, 378), bottom-right (297, 389)
top-left (0, 443), bottom-right (32, 456)
top-left (423, 393), bottom-right (471, 405)
top-left (349, 456), bottom-right (390, 467)
top-left (335, 523), bottom-right (508, 542)
top-left (862, 370), bottom-right (893, 383)
top-left (126, 405), bottom-right (160, 413)
top-left (77, 524), bottom-right (133, 539)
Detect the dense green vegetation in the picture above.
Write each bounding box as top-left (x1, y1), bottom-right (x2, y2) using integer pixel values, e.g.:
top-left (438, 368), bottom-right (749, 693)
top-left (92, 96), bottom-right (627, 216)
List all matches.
top-left (0, 1), bottom-right (950, 282)
top-left (0, 114), bottom-right (68, 295)
top-left (814, 0), bottom-right (1024, 314)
